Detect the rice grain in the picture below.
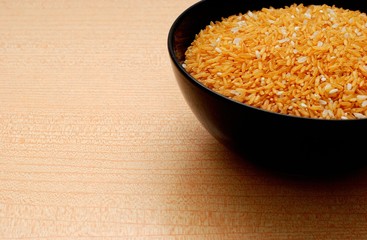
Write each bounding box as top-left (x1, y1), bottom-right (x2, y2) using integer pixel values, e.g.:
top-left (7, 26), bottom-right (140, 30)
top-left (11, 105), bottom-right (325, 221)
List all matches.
top-left (184, 4), bottom-right (367, 119)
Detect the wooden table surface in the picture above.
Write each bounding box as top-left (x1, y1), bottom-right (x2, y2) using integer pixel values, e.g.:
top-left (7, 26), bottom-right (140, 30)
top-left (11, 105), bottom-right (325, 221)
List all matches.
top-left (2, 1), bottom-right (367, 239)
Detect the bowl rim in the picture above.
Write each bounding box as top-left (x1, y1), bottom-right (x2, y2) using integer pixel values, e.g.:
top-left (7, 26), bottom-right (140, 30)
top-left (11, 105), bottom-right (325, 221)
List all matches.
top-left (167, 0), bottom-right (366, 122)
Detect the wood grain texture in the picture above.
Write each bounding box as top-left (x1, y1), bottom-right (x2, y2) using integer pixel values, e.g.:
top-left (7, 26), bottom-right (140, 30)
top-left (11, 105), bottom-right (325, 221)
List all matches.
top-left (1, 0), bottom-right (367, 239)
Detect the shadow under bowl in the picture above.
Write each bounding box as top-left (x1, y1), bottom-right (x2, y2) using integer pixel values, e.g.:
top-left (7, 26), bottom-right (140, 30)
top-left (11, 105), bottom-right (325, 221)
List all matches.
top-left (168, 0), bottom-right (367, 177)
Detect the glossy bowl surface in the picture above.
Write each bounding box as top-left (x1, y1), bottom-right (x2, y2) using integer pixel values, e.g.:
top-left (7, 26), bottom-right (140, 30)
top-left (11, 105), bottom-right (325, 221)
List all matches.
top-left (168, 0), bottom-right (367, 176)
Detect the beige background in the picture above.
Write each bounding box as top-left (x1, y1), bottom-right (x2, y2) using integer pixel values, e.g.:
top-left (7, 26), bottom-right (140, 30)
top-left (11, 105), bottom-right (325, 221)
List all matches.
top-left (1, 0), bottom-right (367, 239)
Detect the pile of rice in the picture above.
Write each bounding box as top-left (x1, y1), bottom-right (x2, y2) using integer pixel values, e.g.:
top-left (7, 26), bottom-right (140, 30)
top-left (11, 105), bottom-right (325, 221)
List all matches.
top-left (183, 4), bottom-right (367, 119)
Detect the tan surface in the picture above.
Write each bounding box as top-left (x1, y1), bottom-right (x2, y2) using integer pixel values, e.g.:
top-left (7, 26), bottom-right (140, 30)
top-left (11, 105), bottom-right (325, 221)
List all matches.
top-left (1, 1), bottom-right (367, 239)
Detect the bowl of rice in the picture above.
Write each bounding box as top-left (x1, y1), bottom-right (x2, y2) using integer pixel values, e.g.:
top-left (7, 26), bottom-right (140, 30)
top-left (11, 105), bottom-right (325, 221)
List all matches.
top-left (168, 0), bottom-right (367, 175)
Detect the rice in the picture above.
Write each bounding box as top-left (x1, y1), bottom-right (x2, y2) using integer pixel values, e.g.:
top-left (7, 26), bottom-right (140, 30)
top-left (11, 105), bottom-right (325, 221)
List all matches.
top-left (183, 4), bottom-right (367, 119)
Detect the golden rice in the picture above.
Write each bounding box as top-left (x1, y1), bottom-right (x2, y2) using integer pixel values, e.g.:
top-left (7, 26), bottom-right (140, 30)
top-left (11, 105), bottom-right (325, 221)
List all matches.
top-left (184, 4), bottom-right (367, 119)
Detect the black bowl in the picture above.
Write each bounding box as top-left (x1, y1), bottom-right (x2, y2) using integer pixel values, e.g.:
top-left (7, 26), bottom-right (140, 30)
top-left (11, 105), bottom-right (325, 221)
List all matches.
top-left (168, 0), bottom-right (367, 176)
